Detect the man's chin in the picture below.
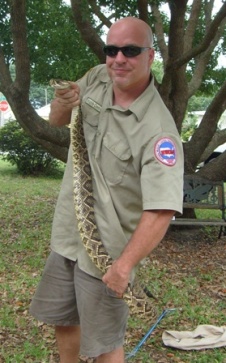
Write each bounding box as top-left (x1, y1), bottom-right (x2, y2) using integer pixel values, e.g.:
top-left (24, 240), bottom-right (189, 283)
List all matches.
top-left (112, 76), bottom-right (130, 88)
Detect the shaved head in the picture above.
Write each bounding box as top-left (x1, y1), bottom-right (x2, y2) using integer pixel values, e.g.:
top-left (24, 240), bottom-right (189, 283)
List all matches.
top-left (107, 17), bottom-right (153, 47)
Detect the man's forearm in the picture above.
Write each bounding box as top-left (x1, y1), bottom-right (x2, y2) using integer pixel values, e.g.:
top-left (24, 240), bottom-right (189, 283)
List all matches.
top-left (49, 99), bottom-right (72, 127)
top-left (102, 209), bottom-right (174, 296)
top-left (117, 210), bottom-right (174, 272)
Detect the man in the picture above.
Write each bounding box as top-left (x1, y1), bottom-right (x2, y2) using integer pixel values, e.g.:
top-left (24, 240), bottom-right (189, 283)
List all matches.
top-left (30, 17), bottom-right (184, 363)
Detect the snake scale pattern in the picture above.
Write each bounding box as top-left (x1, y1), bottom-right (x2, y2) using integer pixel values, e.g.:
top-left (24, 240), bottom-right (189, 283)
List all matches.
top-left (50, 79), bottom-right (157, 321)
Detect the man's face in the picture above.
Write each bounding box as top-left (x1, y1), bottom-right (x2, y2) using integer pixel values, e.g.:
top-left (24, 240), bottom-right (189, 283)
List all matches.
top-left (106, 22), bottom-right (154, 92)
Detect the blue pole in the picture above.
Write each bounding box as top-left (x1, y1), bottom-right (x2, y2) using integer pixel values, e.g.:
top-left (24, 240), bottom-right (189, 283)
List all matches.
top-left (126, 308), bottom-right (177, 360)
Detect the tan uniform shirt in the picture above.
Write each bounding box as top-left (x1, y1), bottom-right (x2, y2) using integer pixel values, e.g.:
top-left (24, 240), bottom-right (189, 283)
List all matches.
top-left (51, 64), bottom-right (184, 279)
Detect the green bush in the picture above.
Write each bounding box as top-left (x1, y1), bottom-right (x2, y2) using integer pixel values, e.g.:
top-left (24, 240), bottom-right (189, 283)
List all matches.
top-left (0, 120), bottom-right (58, 175)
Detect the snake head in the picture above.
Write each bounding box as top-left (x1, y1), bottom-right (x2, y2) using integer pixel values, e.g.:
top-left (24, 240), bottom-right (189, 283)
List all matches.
top-left (49, 79), bottom-right (71, 89)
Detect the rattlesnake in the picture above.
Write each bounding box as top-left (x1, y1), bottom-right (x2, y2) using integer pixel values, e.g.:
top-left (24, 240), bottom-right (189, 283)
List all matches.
top-left (50, 79), bottom-right (157, 320)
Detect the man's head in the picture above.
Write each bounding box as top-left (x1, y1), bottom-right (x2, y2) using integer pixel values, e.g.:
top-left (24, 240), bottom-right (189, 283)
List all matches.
top-left (105, 17), bottom-right (155, 93)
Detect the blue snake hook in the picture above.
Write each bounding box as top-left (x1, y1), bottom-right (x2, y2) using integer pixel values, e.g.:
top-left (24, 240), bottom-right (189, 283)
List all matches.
top-left (126, 308), bottom-right (177, 360)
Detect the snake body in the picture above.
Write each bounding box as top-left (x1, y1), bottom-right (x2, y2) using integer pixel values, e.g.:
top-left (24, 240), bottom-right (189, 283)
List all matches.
top-left (50, 79), bottom-right (157, 320)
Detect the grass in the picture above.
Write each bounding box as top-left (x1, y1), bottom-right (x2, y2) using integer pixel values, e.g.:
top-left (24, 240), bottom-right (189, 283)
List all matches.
top-left (0, 158), bottom-right (226, 363)
top-left (0, 159), bottom-right (64, 363)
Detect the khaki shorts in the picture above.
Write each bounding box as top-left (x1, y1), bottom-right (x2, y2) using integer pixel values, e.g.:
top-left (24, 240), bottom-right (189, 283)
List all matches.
top-left (30, 251), bottom-right (129, 357)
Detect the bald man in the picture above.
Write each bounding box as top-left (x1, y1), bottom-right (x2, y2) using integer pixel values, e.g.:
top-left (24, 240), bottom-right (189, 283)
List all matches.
top-left (30, 17), bottom-right (184, 363)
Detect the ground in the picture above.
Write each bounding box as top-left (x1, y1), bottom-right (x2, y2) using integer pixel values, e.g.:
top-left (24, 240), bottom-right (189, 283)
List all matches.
top-left (80, 228), bottom-right (226, 362)
top-left (1, 228), bottom-right (226, 363)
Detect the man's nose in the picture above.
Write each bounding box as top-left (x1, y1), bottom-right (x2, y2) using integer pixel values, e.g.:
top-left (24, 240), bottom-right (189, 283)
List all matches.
top-left (114, 50), bottom-right (127, 61)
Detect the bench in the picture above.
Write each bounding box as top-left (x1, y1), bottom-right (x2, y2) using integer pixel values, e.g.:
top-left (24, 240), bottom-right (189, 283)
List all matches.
top-left (170, 176), bottom-right (226, 238)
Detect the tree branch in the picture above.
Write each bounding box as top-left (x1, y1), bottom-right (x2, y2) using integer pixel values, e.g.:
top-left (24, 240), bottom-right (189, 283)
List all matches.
top-left (184, 0), bottom-right (202, 52)
top-left (167, 0), bottom-right (188, 59)
top-left (9, 0), bottom-right (30, 93)
top-left (150, 3), bottom-right (168, 64)
top-left (204, 0), bottom-right (214, 29)
top-left (0, 47), bottom-right (12, 93)
top-left (137, 0), bottom-right (149, 23)
top-left (185, 79), bottom-right (226, 167)
top-left (167, 2), bottom-right (226, 70)
top-left (200, 129), bottom-right (226, 162)
top-left (159, 0), bottom-right (189, 128)
top-left (70, 0), bottom-right (106, 63)
top-left (188, 18), bottom-right (226, 96)
top-left (197, 151), bottom-right (226, 181)
top-left (88, 0), bottom-right (112, 29)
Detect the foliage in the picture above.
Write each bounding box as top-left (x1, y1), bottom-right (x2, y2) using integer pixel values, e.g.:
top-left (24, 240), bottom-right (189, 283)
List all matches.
top-left (27, 0), bottom-right (99, 83)
top-left (0, 121), bottom-right (59, 175)
top-left (1, 0), bottom-right (99, 83)
top-left (181, 113), bottom-right (199, 142)
top-left (152, 59), bottom-right (164, 84)
top-left (8, 64), bottom-right (53, 108)
top-left (183, 3), bottom-right (225, 96)
top-left (187, 95), bottom-right (212, 112)
top-left (29, 81), bottom-right (54, 108)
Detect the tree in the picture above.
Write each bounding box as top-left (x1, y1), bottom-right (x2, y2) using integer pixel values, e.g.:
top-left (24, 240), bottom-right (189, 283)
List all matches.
top-left (0, 0), bottom-right (99, 161)
top-left (0, 0), bottom-right (226, 180)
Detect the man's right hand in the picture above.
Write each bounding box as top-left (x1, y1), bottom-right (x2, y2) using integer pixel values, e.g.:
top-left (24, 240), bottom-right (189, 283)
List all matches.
top-left (49, 82), bottom-right (80, 127)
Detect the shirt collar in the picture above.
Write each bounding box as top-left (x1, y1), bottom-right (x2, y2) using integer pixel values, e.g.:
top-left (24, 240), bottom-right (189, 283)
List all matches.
top-left (102, 69), bottom-right (155, 121)
top-left (128, 75), bottom-right (155, 122)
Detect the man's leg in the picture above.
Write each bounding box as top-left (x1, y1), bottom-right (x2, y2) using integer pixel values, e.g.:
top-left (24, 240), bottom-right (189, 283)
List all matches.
top-left (95, 346), bottom-right (124, 363)
top-left (56, 325), bottom-right (81, 363)
top-left (30, 253), bottom-right (81, 362)
top-left (74, 265), bottom-right (128, 360)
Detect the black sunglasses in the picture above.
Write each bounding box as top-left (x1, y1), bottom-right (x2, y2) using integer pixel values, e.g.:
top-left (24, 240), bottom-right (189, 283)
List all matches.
top-left (103, 45), bottom-right (151, 58)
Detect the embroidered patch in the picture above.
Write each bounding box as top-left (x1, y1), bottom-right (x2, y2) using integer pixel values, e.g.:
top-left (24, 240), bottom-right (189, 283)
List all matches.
top-left (154, 138), bottom-right (177, 166)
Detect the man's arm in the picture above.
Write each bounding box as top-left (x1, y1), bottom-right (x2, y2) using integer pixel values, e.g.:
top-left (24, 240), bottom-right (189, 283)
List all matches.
top-left (102, 209), bottom-right (174, 297)
top-left (49, 82), bottom-right (80, 127)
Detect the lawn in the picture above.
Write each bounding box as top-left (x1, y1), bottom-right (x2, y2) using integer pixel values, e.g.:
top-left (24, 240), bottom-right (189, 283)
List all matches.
top-left (0, 159), bottom-right (226, 363)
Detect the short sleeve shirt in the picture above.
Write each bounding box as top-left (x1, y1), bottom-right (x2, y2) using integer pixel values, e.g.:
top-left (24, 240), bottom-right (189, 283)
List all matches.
top-left (51, 64), bottom-right (184, 279)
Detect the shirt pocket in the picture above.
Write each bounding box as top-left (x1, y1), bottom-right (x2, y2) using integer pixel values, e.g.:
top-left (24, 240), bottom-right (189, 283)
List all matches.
top-left (100, 132), bottom-right (132, 185)
top-left (82, 102), bottom-right (99, 145)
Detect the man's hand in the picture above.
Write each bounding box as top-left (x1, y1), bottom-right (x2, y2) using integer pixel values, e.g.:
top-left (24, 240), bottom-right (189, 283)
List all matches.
top-left (54, 82), bottom-right (80, 108)
top-left (102, 260), bottom-right (131, 298)
top-left (102, 210), bottom-right (175, 299)
top-left (49, 82), bottom-right (80, 127)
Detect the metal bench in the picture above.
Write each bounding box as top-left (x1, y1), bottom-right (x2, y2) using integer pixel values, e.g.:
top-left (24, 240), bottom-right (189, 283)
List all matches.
top-left (170, 176), bottom-right (226, 239)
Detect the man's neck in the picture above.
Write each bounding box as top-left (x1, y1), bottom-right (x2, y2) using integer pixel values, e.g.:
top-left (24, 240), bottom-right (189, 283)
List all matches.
top-left (113, 79), bottom-right (150, 109)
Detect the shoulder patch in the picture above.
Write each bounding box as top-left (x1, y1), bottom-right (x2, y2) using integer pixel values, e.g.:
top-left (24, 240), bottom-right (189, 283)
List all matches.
top-left (154, 138), bottom-right (177, 166)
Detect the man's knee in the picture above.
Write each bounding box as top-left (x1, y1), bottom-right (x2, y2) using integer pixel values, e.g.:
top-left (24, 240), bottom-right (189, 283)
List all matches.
top-left (95, 346), bottom-right (124, 363)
